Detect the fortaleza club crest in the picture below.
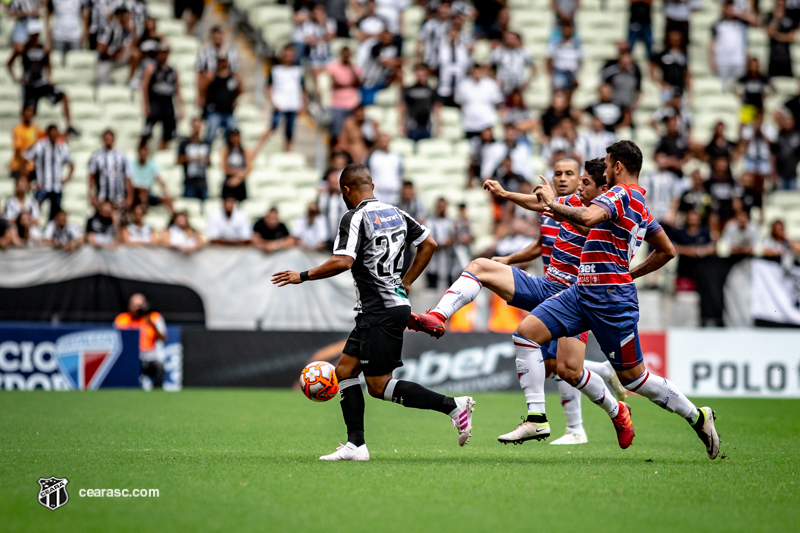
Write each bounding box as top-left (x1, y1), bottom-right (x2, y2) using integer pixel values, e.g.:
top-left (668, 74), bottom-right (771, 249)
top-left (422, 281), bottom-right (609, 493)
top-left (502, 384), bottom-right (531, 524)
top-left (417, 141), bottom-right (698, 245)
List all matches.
top-left (55, 331), bottom-right (122, 390)
top-left (38, 477), bottom-right (69, 510)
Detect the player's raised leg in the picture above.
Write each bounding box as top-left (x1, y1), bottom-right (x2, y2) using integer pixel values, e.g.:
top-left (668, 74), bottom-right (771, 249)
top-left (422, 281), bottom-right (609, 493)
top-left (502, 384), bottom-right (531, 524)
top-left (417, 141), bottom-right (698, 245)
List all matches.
top-left (319, 353), bottom-right (370, 461)
top-left (408, 258), bottom-right (517, 338)
top-left (497, 314), bottom-right (553, 444)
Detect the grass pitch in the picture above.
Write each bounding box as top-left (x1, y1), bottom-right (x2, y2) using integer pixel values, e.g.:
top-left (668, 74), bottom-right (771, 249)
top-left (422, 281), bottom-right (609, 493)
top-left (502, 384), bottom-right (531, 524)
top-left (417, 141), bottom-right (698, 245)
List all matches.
top-left (1, 389), bottom-right (797, 533)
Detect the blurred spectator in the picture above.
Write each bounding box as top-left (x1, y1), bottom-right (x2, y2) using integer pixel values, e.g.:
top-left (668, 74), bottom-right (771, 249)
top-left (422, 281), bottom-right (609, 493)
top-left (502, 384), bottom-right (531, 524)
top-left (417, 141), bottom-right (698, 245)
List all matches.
top-left (0, 216), bottom-right (13, 250)
top-left (196, 26), bottom-right (240, 104)
top-left (651, 89), bottom-right (691, 141)
top-left (221, 128), bottom-right (271, 202)
top-left (736, 57), bottom-right (772, 123)
top-left (366, 133), bottom-right (403, 205)
top-left (130, 143), bottom-right (172, 211)
top-left (253, 207), bottom-right (295, 253)
top-left (4, 175), bottom-right (40, 225)
top-left (326, 47), bottom-right (362, 143)
top-left (655, 115), bottom-right (689, 176)
top-left (662, 0), bottom-right (697, 46)
top-left (338, 105), bottom-right (378, 163)
top-left (736, 172), bottom-right (762, 220)
top-left (436, 25), bottom-right (471, 107)
top-left (628, 0), bottom-right (653, 57)
top-left (600, 46), bottom-right (641, 128)
top-left (501, 90), bottom-right (536, 134)
top-left (86, 0), bottom-right (112, 51)
top-left (473, 0), bottom-right (505, 39)
top-left (7, 20), bottom-right (77, 136)
top-left (291, 202), bottom-right (329, 250)
top-left (129, 0), bottom-right (148, 41)
top-left (640, 153), bottom-right (686, 228)
top-left (174, 0), bottom-right (205, 35)
top-left (418, 3), bottom-right (451, 71)
top-left (481, 124), bottom-right (531, 181)
top-left (585, 83), bottom-right (624, 132)
top-left (453, 202), bottom-right (474, 271)
top-left (766, 0), bottom-right (797, 78)
top-left (355, 0), bottom-right (385, 65)
top-left (85, 200), bottom-right (119, 248)
top-left (121, 204), bottom-right (156, 245)
top-left (114, 293), bottom-right (167, 390)
top-left (705, 156), bottom-right (740, 233)
top-left (650, 30), bottom-right (689, 100)
top-left (321, 150), bottom-right (353, 183)
top-left (494, 181), bottom-right (540, 254)
top-left (369, 0), bottom-right (407, 36)
top-left (672, 208), bottom-right (716, 291)
top-left (8, 0), bottom-right (41, 55)
top-left (95, 8), bottom-right (134, 87)
top-left (177, 118), bottom-right (211, 201)
top-left (26, 124), bottom-right (73, 219)
top-left (290, 0), bottom-right (314, 63)
top-left (721, 209), bottom-right (759, 257)
top-left (398, 180), bottom-right (426, 222)
top-left (12, 210), bottom-right (42, 247)
top-left (267, 46), bottom-right (305, 152)
top-left (710, 2), bottom-right (757, 88)
top-left (88, 129), bottom-right (132, 210)
top-left (207, 196), bottom-right (252, 245)
top-left (202, 55), bottom-right (240, 146)
top-left (771, 112), bottom-right (800, 190)
top-left (317, 169), bottom-right (348, 246)
top-left (737, 110), bottom-right (775, 193)
top-left (164, 211), bottom-right (204, 254)
top-left (783, 80), bottom-right (800, 132)
top-left (130, 16), bottom-right (163, 90)
top-left (43, 209), bottom-right (82, 250)
top-left (540, 90), bottom-right (574, 140)
top-left (489, 31), bottom-right (535, 95)
top-left (326, 0), bottom-right (349, 37)
top-left (542, 118), bottom-right (578, 170)
top-left (763, 220), bottom-right (799, 259)
top-left (304, 3), bottom-right (336, 86)
top-left (576, 116), bottom-right (618, 162)
top-left (546, 18), bottom-right (582, 94)
top-left (360, 29), bottom-right (402, 105)
top-left (679, 169), bottom-right (713, 222)
top-left (489, 157), bottom-right (527, 208)
top-left (10, 106), bottom-right (41, 180)
top-left (46, 0), bottom-right (83, 66)
top-left (400, 63), bottom-right (437, 142)
top-left (705, 121), bottom-right (736, 162)
top-left (141, 43), bottom-right (183, 150)
top-left (427, 197), bottom-right (456, 289)
top-left (455, 64), bottom-right (503, 140)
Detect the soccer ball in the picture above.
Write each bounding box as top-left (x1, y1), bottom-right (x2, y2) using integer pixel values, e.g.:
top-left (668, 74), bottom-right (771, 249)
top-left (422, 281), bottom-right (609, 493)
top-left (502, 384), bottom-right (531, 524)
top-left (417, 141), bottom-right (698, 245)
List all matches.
top-left (300, 361), bottom-right (339, 402)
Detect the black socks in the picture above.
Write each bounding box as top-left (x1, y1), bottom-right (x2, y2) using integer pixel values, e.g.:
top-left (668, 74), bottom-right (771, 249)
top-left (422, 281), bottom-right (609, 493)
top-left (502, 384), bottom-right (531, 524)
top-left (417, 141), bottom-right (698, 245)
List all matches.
top-left (389, 379), bottom-right (456, 415)
top-left (339, 378), bottom-right (365, 447)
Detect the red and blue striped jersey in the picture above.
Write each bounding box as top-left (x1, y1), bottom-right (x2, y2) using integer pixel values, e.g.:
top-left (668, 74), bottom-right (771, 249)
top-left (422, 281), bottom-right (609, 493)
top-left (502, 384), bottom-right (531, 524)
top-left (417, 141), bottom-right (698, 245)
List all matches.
top-left (540, 214), bottom-right (561, 268)
top-left (578, 184), bottom-right (663, 304)
top-left (545, 194), bottom-right (586, 287)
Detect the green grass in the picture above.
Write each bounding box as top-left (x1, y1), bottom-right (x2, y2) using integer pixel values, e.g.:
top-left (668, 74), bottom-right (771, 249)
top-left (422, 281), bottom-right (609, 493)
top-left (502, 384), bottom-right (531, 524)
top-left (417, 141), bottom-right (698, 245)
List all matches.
top-left (1, 390), bottom-right (798, 533)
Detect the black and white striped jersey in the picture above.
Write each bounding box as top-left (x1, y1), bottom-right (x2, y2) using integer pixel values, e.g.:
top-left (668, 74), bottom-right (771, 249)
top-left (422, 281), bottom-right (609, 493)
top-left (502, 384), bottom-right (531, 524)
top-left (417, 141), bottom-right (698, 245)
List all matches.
top-left (88, 148), bottom-right (130, 203)
top-left (26, 139), bottom-right (72, 193)
top-left (333, 198), bottom-right (430, 314)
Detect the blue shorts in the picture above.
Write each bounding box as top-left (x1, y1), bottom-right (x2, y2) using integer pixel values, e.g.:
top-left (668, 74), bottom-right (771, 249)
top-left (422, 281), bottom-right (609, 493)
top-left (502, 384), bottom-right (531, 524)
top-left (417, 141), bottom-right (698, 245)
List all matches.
top-left (532, 284), bottom-right (643, 370)
top-left (508, 268), bottom-right (586, 360)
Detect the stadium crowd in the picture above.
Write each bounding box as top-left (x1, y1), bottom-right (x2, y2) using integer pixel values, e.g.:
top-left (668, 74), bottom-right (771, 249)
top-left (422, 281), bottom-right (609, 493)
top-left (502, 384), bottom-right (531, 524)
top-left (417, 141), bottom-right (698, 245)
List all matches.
top-left (2, 0), bottom-right (800, 308)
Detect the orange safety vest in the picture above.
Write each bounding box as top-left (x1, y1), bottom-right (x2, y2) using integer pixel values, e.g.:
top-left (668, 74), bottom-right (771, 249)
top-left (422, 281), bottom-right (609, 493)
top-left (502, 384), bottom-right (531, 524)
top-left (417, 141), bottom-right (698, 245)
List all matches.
top-left (114, 312), bottom-right (163, 351)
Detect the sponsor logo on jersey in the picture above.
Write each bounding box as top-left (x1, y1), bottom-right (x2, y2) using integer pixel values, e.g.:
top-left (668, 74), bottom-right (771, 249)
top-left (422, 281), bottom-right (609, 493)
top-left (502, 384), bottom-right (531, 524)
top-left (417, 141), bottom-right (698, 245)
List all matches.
top-left (55, 331), bottom-right (122, 391)
top-left (371, 209), bottom-right (403, 230)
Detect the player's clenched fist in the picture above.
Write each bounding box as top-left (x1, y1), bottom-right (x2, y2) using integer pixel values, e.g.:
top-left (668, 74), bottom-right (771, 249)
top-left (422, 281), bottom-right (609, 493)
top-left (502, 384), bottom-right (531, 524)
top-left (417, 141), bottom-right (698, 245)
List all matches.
top-left (272, 271), bottom-right (302, 286)
top-left (482, 179), bottom-right (507, 199)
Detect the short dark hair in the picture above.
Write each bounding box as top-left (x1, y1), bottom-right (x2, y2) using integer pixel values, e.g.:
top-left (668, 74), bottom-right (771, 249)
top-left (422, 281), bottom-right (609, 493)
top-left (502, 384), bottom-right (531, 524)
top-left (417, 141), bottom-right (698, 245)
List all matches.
top-left (606, 140), bottom-right (642, 176)
top-left (46, 124), bottom-right (58, 133)
top-left (340, 163), bottom-right (372, 190)
top-left (402, 180), bottom-right (414, 187)
top-left (584, 158), bottom-right (606, 187)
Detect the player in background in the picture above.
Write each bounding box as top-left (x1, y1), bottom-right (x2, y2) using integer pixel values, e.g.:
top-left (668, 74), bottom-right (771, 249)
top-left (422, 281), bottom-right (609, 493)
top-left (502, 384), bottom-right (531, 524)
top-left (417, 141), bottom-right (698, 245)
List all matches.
top-left (520, 141), bottom-right (720, 459)
top-left (272, 163), bottom-right (475, 461)
top-left (409, 159), bottom-right (629, 447)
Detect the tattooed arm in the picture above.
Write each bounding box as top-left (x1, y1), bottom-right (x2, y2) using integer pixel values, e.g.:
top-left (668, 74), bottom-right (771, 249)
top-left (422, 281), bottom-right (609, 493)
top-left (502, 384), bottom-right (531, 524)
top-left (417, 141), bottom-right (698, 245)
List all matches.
top-left (544, 200), bottom-right (610, 227)
top-left (630, 230), bottom-right (676, 280)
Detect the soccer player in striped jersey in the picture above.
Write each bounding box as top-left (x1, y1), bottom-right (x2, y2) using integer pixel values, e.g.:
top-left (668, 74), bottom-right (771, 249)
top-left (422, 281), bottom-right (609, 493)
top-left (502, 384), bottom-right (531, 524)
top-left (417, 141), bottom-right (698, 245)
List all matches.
top-left (521, 141), bottom-right (720, 459)
top-left (409, 159), bottom-right (629, 446)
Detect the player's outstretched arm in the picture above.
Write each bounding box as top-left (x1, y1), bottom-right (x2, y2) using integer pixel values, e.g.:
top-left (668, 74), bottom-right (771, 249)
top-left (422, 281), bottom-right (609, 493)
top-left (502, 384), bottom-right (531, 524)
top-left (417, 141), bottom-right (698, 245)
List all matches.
top-left (484, 180), bottom-right (546, 212)
top-left (534, 176), bottom-right (608, 227)
top-left (401, 235), bottom-right (437, 292)
top-left (493, 234), bottom-right (543, 265)
top-left (271, 255), bottom-right (355, 287)
top-left (630, 230), bottom-right (676, 280)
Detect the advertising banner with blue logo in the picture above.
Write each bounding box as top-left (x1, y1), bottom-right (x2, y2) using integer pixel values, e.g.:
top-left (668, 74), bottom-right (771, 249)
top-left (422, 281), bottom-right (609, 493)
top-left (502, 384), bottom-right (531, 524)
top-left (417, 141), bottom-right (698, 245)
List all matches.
top-left (0, 322), bottom-right (183, 391)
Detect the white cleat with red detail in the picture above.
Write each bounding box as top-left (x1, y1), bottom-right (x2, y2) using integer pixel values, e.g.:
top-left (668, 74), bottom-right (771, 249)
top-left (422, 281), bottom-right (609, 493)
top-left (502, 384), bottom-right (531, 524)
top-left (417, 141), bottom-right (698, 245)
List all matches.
top-left (318, 441), bottom-right (370, 461)
top-left (451, 396), bottom-right (476, 446)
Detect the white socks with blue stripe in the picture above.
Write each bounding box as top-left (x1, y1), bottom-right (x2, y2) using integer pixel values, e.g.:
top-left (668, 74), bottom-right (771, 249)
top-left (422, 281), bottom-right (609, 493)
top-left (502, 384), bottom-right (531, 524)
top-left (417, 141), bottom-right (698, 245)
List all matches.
top-left (431, 271), bottom-right (482, 319)
top-left (512, 334), bottom-right (546, 414)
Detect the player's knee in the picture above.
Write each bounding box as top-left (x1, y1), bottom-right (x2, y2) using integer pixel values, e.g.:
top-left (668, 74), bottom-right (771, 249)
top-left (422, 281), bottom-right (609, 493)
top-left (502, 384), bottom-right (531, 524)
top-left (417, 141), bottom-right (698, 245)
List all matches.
top-left (557, 361), bottom-right (582, 386)
top-left (466, 257), bottom-right (491, 277)
top-left (365, 382), bottom-right (384, 399)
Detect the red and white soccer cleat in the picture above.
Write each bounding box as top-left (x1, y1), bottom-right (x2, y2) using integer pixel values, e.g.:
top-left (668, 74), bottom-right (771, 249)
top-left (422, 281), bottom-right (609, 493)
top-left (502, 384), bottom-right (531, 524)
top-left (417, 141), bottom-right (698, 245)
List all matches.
top-left (451, 396), bottom-right (476, 446)
top-left (611, 401), bottom-right (635, 449)
top-left (407, 312), bottom-right (446, 338)
top-left (318, 441), bottom-right (370, 461)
